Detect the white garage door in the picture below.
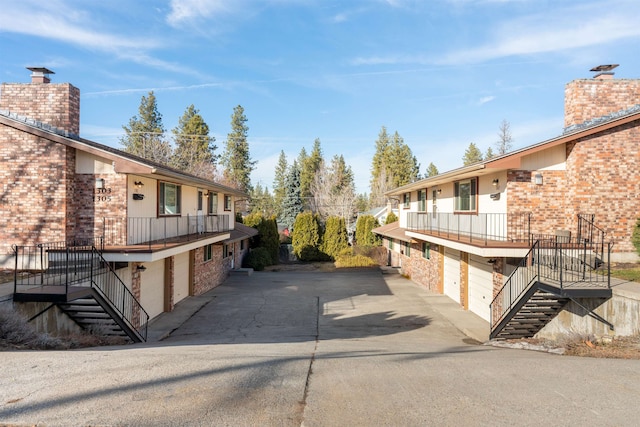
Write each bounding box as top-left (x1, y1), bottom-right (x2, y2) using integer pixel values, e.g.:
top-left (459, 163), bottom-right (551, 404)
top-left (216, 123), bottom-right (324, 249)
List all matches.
top-left (139, 260), bottom-right (165, 321)
top-left (443, 248), bottom-right (461, 303)
top-left (174, 252), bottom-right (190, 304)
top-left (468, 255), bottom-right (493, 322)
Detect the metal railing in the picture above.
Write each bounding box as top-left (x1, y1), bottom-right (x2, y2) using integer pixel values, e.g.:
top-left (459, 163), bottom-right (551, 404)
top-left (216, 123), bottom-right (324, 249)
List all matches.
top-left (13, 242), bottom-right (149, 341)
top-left (100, 214), bottom-right (230, 248)
top-left (490, 236), bottom-right (612, 334)
top-left (406, 212), bottom-right (531, 244)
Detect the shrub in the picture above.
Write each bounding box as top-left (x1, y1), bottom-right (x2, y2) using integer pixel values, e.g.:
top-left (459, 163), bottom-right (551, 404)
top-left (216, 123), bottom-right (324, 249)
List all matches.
top-left (0, 305), bottom-right (63, 349)
top-left (243, 247), bottom-right (272, 271)
top-left (322, 216), bottom-right (349, 260)
top-left (385, 212), bottom-right (398, 224)
top-left (632, 218), bottom-right (640, 256)
top-left (292, 211), bottom-right (322, 259)
top-left (355, 214), bottom-right (381, 246)
top-left (335, 254), bottom-right (378, 268)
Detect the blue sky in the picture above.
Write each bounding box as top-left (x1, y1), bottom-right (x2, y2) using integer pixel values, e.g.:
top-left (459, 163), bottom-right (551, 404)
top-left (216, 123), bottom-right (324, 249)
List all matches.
top-left (2, 0), bottom-right (640, 194)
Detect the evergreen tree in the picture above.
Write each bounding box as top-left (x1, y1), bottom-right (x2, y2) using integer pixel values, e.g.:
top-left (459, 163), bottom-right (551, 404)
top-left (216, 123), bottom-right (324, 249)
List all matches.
top-left (495, 119), bottom-right (513, 155)
top-left (425, 162), bottom-right (439, 177)
top-left (462, 142), bottom-right (484, 165)
top-left (280, 161), bottom-right (303, 229)
top-left (249, 183), bottom-right (275, 216)
top-left (171, 104), bottom-right (217, 177)
top-left (369, 126), bottom-right (391, 206)
top-left (272, 150), bottom-right (288, 218)
top-left (385, 211), bottom-right (398, 224)
top-left (291, 211), bottom-right (324, 261)
top-left (485, 146), bottom-right (495, 160)
top-left (300, 139), bottom-right (323, 209)
top-left (322, 216), bottom-right (349, 259)
top-left (355, 194), bottom-right (369, 212)
top-left (387, 131), bottom-right (420, 188)
top-left (220, 105), bottom-right (256, 193)
top-left (120, 91), bottom-right (172, 164)
top-left (355, 214), bottom-right (380, 247)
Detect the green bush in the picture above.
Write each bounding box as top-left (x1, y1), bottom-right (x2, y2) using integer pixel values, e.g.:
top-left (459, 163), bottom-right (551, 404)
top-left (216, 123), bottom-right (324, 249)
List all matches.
top-left (385, 211), bottom-right (398, 224)
top-left (633, 218), bottom-right (640, 256)
top-left (243, 213), bottom-right (279, 265)
top-left (322, 216), bottom-right (349, 260)
top-left (243, 247), bottom-right (272, 271)
top-left (355, 214), bottom-right (381, 246)
top-left (292, 211), bottom-right (322, 259)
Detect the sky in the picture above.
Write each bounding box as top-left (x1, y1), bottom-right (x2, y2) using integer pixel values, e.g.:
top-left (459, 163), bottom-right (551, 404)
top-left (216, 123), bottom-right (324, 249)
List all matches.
top-left (1, 0), bottom-right (640, 194)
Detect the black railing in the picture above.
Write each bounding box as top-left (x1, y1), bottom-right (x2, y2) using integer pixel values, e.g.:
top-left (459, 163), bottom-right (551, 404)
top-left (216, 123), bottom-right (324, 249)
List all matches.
top-left (490, 236), bottom-right (612, 333)
top-left (577, 213), bottom-right (606, 264)
top-left (100, 214), bottom-right (231, 248)
top-left (13, 242), bottom-right (148, 341)
top-left (406, 212), bottom-right (531, 244)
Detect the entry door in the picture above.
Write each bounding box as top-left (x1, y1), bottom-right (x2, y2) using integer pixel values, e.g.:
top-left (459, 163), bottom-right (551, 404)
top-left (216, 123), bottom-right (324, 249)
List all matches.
top-left (443, 248), bottom-right (461, 303)
top-left (197, 190), bottom-right (204, 233)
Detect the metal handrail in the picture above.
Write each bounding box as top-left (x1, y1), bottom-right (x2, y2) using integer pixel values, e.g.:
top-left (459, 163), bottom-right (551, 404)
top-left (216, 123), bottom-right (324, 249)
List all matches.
top-left (13, 242), bottom-right (148, 341)
top-left (100, 214), bottom-right (231, 248)
top-left (406, 212), bottom-right (531, 244)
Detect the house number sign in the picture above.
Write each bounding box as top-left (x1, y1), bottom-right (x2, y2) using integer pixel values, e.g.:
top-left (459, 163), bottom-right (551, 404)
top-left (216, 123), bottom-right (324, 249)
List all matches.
top-left (93, 187), bottom-right (112, 202)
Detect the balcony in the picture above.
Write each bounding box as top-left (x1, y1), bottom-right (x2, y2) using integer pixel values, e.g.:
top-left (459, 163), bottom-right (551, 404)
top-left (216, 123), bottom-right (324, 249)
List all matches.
top-left (406, 212), bottom-right (531, 248)
top-left (88, 214), bottom-right (231, 251)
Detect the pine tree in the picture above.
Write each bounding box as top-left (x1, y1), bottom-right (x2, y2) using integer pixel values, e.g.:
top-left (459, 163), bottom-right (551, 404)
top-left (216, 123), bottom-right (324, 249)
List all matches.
top-left (462, 142), bottom-right (484, 165)
top-left (272, 150), bottom-right (288, 218)
top-left (300, 139), bottom-right (323, 209)
top-left (387, 131), bottom-right (420, 188)
top-left (425, 162), bottom-right (439, 177)
top-left (171, 104), bottom-right (217, 177)
top-left (369, 126), bottom-right (391, 206)
top-left (220, 105), bottom-right (256, 193)
top-left (485, 146), bottom-right (495, 160)
top-left (495, 119), bottom-right (513, 155)
top-left (120, 91), bottom-right (172, 164)
top-left (249, 183), bottom-right (275, 216)
top-left (280, 161), bottom-right (303, 229)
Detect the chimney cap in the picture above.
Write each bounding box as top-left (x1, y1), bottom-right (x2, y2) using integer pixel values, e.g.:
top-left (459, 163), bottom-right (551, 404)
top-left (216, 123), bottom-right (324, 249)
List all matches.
top-left (27, 66), bottom-right (55, 75)
top-left (590, 64), bottom-right (619, 72)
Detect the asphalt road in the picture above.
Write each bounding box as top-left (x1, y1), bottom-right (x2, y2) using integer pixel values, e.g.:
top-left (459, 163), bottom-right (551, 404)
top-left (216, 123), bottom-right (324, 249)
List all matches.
top-left (1, 268), bottom-right (639, 426)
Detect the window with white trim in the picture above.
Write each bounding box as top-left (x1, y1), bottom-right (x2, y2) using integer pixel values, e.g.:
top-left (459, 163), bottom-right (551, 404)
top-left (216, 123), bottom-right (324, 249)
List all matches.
top-left (204, 244), bottom-right (213, 261)
top-left (403, 193), bottom-right (410, 208)
top-left (418, 189), bottom-right (426, 211)
top-left (422, 242), bottom-right (430, 259)
top-left (224, 194), bottom-right (232, 211)
top-left (208, 192), bottom-right (218, 215)
top-left (454, 178), bottom-right (477, 212)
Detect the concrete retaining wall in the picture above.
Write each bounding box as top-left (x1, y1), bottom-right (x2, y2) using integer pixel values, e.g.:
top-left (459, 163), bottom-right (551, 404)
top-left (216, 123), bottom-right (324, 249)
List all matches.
top-left (537, 282), bottom-right (640, 339)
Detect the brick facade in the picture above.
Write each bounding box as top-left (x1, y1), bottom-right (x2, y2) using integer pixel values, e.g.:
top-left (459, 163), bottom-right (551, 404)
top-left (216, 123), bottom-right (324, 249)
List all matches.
top-left (398, 241), bottom-right (441, 293)
top-left (192, 245), bottom-right (231, 295)
top-left (0, 82), bottom-right (80, 135)
top-left (564, 79), bottom-right (640, 128)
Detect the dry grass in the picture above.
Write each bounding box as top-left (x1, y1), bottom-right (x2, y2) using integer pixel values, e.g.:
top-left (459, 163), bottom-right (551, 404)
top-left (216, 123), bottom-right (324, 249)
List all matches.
top-left (0, 305), bottom-right (129, 350)
top-left (502, 334), bottom-right (640, 359)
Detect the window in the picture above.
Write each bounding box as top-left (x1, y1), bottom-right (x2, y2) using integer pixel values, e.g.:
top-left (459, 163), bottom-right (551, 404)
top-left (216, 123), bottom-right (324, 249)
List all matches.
top-left (224, 194), bottom-right (232, 211)
top-left (240, 240), bottom-right (245, 251)
top-left (208, 192), bottom-right (218, 215)
top-left (159, 182), bottom-right (181, 215)
top-left (454, 178), bottom-right (477, 212)
top-left (403, 193), bottom-right (411, 208)
top-left (204, 244), bottom-right (213, 261)
top-left (404, 241), bottom-right (411, 257)
top-left (198, 191), bottom-right (203, 211)
top-left (422, 242), bottom-right (430, 259)
top-left (418, 189), bottom-right (426, 211)
top-left (389, 239), bottom-right (394, 250)
top-left (223, 244), bottom-right (229, 258)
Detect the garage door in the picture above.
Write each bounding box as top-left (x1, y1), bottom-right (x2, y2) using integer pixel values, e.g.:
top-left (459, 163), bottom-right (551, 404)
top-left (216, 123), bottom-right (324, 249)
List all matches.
top-left (139, 260), bottom-right (165, 321)
top-left (174, 252), bottom-right (190, 304)
top-left (468, 255), bottom-right (493, 322)
top-left (443, 248), bottom-right (461, 303)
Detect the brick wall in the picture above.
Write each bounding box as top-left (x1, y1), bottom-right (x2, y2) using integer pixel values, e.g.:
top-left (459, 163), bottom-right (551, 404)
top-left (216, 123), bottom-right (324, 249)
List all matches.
top-left (399, 242), bottom-right (441, 293)
top-left (0, 128), bottom-right (72, 257)
top-left (565, 123), bottom-right (640, 253)
top-left (0, 82), bottom-right (80, 135)
top-left (564, 79), bottom-right (640, 128)
top-left (192, 245), bottom-right (231, 295)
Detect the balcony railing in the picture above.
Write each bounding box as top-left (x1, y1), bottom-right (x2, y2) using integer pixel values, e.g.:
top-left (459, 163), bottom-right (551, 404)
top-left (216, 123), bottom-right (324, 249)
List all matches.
top-left (406, 212), bottom-right (531, 245)
top-left (98, 214), bottom-right (231, 248)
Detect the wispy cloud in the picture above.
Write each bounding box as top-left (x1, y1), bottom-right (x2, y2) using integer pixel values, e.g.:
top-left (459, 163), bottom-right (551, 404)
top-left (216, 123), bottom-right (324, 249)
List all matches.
top-left (166, 0), bottom-right (239, 27)
top-left (0, 2), bottom-right (157, 52)
top-left (477, 95), bottom-right (496, 106)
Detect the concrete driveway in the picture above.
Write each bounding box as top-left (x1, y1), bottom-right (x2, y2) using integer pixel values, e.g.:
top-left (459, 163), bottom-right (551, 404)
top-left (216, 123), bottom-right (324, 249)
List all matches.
top-left (1, 268), bottom-right (639, 426)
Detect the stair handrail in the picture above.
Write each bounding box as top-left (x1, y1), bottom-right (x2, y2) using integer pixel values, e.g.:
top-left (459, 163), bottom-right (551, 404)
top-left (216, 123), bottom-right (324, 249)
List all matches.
top-left (490, 240), bottom-right (540, 331)
top-left (89, 247), bottom-right (149, 341)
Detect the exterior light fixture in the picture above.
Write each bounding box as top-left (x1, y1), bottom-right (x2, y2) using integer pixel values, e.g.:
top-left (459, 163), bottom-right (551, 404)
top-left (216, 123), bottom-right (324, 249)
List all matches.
top-left (534, 173), bottom-right (543, 185)
top-left (134, 181), bottom-right (144, 189)
top-left (492, 179), bottom-right (499, 186)
top-left (437, 189), bottom-right (442, 195)
top-left (136, 264), bottom-right (147, 272)
top-left (95, 178), bottom-right (105, 189)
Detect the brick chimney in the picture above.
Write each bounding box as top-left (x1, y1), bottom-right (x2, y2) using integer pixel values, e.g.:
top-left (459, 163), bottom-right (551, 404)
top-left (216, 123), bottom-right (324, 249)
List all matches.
top-left (0, 67), bottom-right (80, 135)
top-left (564, 64), bottom-right (640, 128)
